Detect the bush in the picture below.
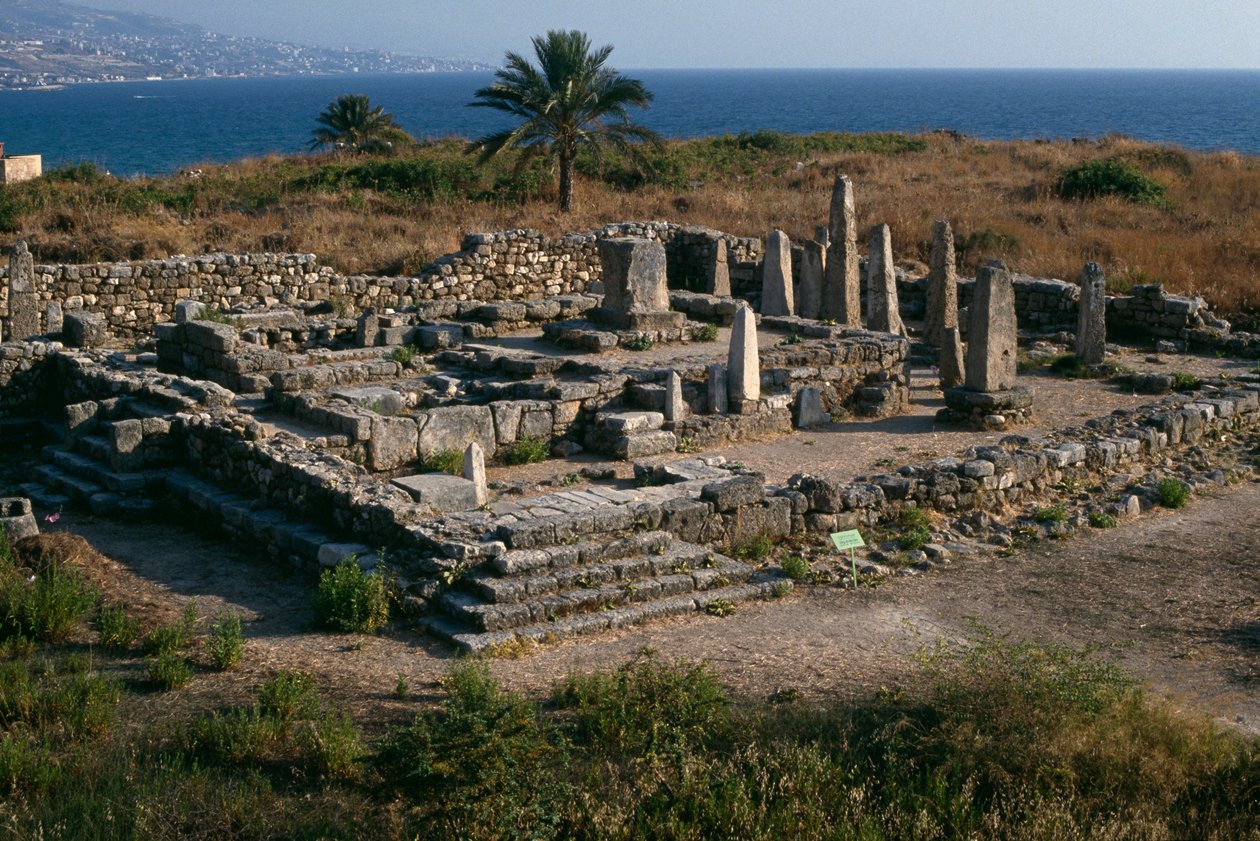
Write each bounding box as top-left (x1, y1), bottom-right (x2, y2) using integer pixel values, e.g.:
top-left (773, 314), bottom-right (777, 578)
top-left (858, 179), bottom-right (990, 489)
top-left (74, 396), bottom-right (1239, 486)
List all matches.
top-left (1033, 503), bottom-right (1068, 523)
top-left (258, 670), bottom-right (320, 721)
top-left (770, 579), bottom-right (794, 598)
top-left (143, 602), bottom-right (199, 655)
top-left (190, 705), bottom-right (284, 766)
top-left (1171, 371), bottom-right (1201, 390)
top-left (733, 533), bottom-right (773, 561)
top-left (297, 712), bottom-right (364, 780)
top-left (148, 651), bottom-right (194, 690)
top-left (1057, 158), bottom-right (1169, 207)
top-left (314, 559), bottom-right (390, 633)
top-left (897, 508), bottom-right (932, 550)
top-left (420, 447), bottom-right (463, 475)
top-left (206, 609), bottom-right (244, 671)
top-left (389, 344), bottom-right (420, 365)
top-left (1089, 510), bottom-right (1119, 529)
top-left (1157, 477), bottom-right (1190, 509)
top-left (96, 602), bottom-right (139, 649)
top-left (622, 335), bottom-right (653, 351)
top-left (780, 555), bottom-right (811, 581)
top-left (504, 436), bottom-right (550, 466)
top-left (0, 560), bottom-right (99, 643)
top-left (689, 323), bottom-right (719, 342)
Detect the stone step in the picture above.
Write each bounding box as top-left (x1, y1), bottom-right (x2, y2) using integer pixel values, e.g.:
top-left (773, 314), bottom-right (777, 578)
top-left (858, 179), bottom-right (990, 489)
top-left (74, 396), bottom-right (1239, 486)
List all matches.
top-left (88, 492), bottom-right (158, 520)
top-left (439, 550), bottom-right (753, 633)
top-left (423, 573), bottom-right (782, 654)
top-left (490, 530), bottom-right (672, 576)
top-left (17, 482), bottom-right (71, 513)
top-left (613, 430), bottom-right (677, 460)
top-left (162, 470), bottom-right (340, 568)
top-left (31, 464), bottom-right (103, 503)
top-left (43, 446), bottom-right (155, 493)
top-left (467, 540), bottom-right (720, 603)
top-left (74, 434), bottom-right (111, 463)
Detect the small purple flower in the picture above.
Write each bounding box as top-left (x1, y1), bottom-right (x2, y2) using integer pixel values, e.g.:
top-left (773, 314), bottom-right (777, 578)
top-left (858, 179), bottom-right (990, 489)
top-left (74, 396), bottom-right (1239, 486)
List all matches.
top-left (44, 512), bottom-right (61, 524)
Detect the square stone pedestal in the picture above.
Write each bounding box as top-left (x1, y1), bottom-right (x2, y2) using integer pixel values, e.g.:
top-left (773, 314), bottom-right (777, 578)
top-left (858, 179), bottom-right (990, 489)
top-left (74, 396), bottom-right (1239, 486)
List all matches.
top-left (938, 385), bottom-right (1035, 430)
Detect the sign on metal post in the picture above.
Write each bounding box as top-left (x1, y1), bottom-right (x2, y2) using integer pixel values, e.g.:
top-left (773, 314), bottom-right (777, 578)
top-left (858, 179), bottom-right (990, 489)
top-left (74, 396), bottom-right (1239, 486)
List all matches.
top-left (830, 529), bottom-right (865, 587)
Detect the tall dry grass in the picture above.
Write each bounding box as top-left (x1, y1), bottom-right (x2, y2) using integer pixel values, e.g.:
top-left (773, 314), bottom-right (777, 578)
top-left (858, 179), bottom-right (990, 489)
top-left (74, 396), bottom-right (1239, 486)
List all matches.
top-left (4, 133), bottom-right (1258, 315)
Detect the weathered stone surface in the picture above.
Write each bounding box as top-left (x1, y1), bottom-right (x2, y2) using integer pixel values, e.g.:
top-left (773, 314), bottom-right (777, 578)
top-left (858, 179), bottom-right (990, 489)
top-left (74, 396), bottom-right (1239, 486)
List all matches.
top-left (795, 387), bottom-right (829, 428)
top-left (6, 241), bottom-right (39, 340)
top-left (417, 406), bottom-right (497, 456)
top-left (369, 416), bottom-right (418, 471)
top-left (760, 229), bottom-right (794, 317)
top-left (392, 473), bottom-right (480, 512)
top-left (866, 224), bottom-right (905, 336)
top-left (798, 239), bottom-right (824, 320)
top-left (63, 310), bottom-right (107, 349)
top-left (317, 542), bottom-right (371, 568)
top-left (940, 326), bottom-right (966, 389)
top-left (597, 237), bottom-right (669, 312)
top-left (109, 419), bottom-right (144, 471)
top-left (701, 474), bottom-right (765, 511)
top-left (965, 261), bottom-right (1018, 392)
top-left (174, 300), bottom-right (205, 324)
top-left (707, 362), bottom-right (728, 414)
top-left (0, 497), bottom-right (38, 542)
top-left (331, 386), bottom-right (403, 416)
top-left (706, 236), bottom-right (731, 296)
top-left (728, 305), bottom-right (760, 403)
top-left (1076, 262), bottom-right (1107, 365)
top-left (822, 175), bottom-right (861, 327)
top-left (923, 220), bottom-right (958, 346)
top-left (613, 430), bottom-right (677, 459)
top-left (463, 442), bottom-right (488, 507)
top-left (664, 370), bottom-right (687, 422)
top-left (45, 301), bottom-right (63, 335)
top-left (597, 411), bottom-right (663, 433)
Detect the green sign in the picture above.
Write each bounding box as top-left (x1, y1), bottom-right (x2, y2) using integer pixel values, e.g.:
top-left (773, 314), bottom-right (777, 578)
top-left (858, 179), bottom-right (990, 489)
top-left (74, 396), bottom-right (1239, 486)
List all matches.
top-left (830, 530), bottom-right (865, 551)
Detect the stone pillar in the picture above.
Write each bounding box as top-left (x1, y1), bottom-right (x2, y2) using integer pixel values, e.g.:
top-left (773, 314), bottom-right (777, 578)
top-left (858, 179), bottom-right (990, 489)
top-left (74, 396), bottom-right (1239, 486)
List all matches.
top-left (821, 175), bottom-right (861, 327)
top-left (866, 224), bottom-right (905, 336)
top-left (794, 387), bottom-right (829, 428)
top-left (463, 442), bottom-right (488, 507)
top-left (965, 261), bottom-right (1018, 392)
top-left (664, 370), bottom-right (687, 421)
top-left (45, 301), bottom-right (63, 335)
top-left (7, 240), bottom-right (39, 341)
top-left (923, 220), bottom-right (958, 347)
top-left (1076, 262), bottom-right (1107, 365)
top-left (706, 236), bottom-right (731, 297)
top-left (356, 308), bottom-right (381, 347)
top-left (598, 237), bottom-right (669, 312)
top-left (798, 240), bottom-right (824, 320)
top-left (707, 362), bottom-right (728, 414)
top-left (815, 225), bottom-right (830, 248)
top-left (939, 326), bottom-right (966, 388)
top-left (727, 305), bottom-right (760, 408)
top-left (760, 229), bottom-right (794, 317)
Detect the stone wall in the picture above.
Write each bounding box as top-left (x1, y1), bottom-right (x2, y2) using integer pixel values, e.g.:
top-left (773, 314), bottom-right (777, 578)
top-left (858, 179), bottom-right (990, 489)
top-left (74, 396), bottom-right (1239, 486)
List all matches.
top-left (0, 340), bottom-right (56, 420)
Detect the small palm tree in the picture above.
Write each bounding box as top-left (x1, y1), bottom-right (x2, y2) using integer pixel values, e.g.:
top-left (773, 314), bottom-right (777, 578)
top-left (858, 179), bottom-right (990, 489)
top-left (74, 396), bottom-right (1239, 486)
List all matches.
top-left (467, 30), bottom-right (659, 211)
top-left (310, 94), bottom-right (413, 155)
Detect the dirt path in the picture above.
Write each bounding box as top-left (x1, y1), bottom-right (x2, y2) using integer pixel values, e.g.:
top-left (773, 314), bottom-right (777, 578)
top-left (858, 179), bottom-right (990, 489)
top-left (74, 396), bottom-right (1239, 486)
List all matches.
top-left (60, 476), bottom-right (1260, 733)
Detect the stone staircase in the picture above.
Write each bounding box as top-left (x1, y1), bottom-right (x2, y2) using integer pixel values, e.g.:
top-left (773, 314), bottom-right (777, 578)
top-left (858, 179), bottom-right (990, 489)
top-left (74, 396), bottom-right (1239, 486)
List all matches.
top-left (421, 493), bottom-right (783, 653)
top-left (587, 410), bottom-right (677, 459)
top-left (27, 442), bottom-right (161, 519)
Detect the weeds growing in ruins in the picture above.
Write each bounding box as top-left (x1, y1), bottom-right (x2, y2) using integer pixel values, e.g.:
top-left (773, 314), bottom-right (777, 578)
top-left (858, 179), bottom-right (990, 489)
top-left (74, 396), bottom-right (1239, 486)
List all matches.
top-left (147, 650), bottom-right (194, 690)
top-left (1033, 503), bottom-right (1069, 523)
top-left (389, 344), bottom-right (420, 366)
top-left (420, 447), bottom-right (463, 475)
top-left (780, 554), bottom-right (811, 581)
top-left (732, 533), bottom-right (773, 561)
top-left (1157, 477), bottom-right (1191, 509)
top-left (206, 609), bottom-right (244, 671)
top-left (770, 579), bottom-right (794, 598)
top-left (1089, 510), bottom-right (1119, 528)
top-left (1172, 371), bottom-right (1202, 391)
top-left (95, 602), bottom-right (139, 649)
top-left (504, 436), bottom-right (550, 466)
top-left (621, 335), bottom-right (653, 351)
top-left (314, 559), bottom-right (390, 634)
top-left (689, 323), bottom-right (719, 342)
top-left (896, 507), bottom-right (932, 550)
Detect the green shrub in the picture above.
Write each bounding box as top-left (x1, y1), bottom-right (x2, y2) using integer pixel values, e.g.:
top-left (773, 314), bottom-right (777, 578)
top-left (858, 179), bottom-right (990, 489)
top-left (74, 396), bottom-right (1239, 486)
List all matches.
top-left (258, 670), bottom-right (320, 721)
top-left (705, 598), bottom-right (736, 617)
top-left (314, 559), bottom-right (390, 634)
top-left (1033, 503), bottom-right (1068, 523)
top-left (190, 705), bottom-right (285, 766)
top-left (1157, 477), bottom-right (1190, 509)
top-left (389, 344), bottom-right (419, 365)
top-left (897, 508), bottom-right (932, 550)
top-left (297, 711), bottom-right (364, 780)
top-left (1088, 510), bottom-right (1119, 529)
top-left (733, 533), bottom-right (773, 561)
top-left (1171, 371), bottom-right (1201, 390)
top-left (0, 657), bottom-right (120, 737)
top-left (556, 656), bottom-right (732, 757)
top-left (780, 555), bottom-right (811, 581)
top-left (622, 335), bottom-right (653, 351)
top-left (96, 602), bottom-right (139, 649)
top-left (379, 661), bottom-right (565, 837)
top-left (504, 436), bottom-right (550, 465)
top-left (420, 447), bottom-right (463, 475)
top-left (1057, 158), bottom-right (1169, 207)
top-left (689, 323), bottom-right (719, 342)
top-left (143, 602), bottom-right (199, 655)
top-left (148, 651), bottom-right (194, 690)
top-left (770, 579), bottom-right (794, 598)
top-left (1, 561), bottom-right (99, 643)
top-left (206, 609), bottom-right (244, 671)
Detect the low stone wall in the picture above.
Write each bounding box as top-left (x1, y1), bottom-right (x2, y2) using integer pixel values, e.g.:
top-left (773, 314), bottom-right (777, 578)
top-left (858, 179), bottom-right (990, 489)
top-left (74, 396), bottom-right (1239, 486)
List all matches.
top-left (0, 340), bottom-right (56, 421)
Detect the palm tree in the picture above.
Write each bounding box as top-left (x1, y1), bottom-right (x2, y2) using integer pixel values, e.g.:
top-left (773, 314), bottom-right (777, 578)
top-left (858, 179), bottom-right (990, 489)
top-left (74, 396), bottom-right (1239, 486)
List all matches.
top-left (467, 30), bottom-right (659, 211)
top-left (310, 94), bottom-right (413, 155)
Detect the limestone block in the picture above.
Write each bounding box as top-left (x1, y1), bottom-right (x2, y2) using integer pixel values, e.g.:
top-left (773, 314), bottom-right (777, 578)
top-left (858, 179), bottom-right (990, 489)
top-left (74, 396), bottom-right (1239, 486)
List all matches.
top-left (727, 305), bottom-right (760, 403)
top-left (822, 176), bottom-right (861, 327)
top-left (700, 474), bottom-right (765, 512)
top-left (330, 386), bottom-right (403, 416)
top-left (0, 498), bottom-right (38, 542)
top-left (392, 474), bottom-right (480, 513)
top-left (965, 261), bottom-right (1018, 392)
top-left (923, 220), bottom-right (958, 347)
top-left (760, 229), bottom-right (794, 317)
top-left (707, 363), bottom-right (729, 414)
top-left (463, 442), bottom-right (488, 506)
top-left (794, 387), bottom-right (829, 428)
top-left (597, 237), bottom-right (669, 312)
top-left (109, 419), bottom-right (144, 471)
top-left (64, 311), bottom-right (107, 348)
top-left (368, 416), bottom-right (418, 471)
top-left (1076, 262), bottom-right (1107, 365)
top-left (798, 240), bottom-right (824, 320)
top-left (417, 405), bottom-right (497, 456)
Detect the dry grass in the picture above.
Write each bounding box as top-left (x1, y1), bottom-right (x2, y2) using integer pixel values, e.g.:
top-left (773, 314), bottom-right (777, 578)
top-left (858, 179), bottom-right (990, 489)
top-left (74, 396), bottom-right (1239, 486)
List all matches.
top-left (4, 133), bottom-right (1258, 314)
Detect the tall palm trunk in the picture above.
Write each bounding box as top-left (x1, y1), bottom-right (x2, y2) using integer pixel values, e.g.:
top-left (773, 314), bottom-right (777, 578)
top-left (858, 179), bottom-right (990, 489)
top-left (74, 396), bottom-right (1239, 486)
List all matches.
top-left (559, 150), bottom-right (575, 212)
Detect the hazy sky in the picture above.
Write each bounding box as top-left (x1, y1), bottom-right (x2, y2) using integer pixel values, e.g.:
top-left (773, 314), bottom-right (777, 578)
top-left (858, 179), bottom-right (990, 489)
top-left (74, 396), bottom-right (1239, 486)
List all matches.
top-left (75, 0), bottom-right (1260, 69)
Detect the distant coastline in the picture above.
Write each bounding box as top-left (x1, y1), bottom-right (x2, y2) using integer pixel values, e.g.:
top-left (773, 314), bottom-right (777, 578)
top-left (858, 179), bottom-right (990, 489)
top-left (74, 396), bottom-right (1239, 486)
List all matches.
top-left (1, 68), bottom-right (1256, 176)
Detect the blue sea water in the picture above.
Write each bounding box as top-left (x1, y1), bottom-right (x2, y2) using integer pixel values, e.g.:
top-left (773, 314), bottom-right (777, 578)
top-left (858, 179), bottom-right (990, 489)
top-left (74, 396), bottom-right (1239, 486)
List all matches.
top-left (1, 69), bottom-right (1257, 177)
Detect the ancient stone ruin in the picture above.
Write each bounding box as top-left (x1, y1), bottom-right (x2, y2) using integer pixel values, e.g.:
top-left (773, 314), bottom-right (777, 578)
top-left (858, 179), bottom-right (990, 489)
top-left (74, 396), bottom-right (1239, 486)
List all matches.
top-left (3, 186), bottom-right (1258, 653)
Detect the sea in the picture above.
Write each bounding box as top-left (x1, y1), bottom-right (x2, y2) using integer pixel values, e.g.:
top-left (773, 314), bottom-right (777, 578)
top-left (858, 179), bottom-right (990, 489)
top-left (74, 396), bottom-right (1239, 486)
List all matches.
top-left (1, 69), bottom-right (1257, 177)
